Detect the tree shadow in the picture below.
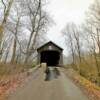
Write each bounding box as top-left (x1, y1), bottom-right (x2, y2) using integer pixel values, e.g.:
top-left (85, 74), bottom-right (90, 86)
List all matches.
top-left (53, 68), bottom-right (60, 78)
top-left (44, 67), bottom-right (60, 81)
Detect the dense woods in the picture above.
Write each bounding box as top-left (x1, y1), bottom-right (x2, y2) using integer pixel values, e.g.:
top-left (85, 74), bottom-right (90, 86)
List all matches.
top-left (0, 0), bottom-right (100, 84)
top-left (0, 0), bottom-right (49, 64)
top-left (63, 0), bottom-right (100, 85)
top-left (0, 0), bottom-right (100, 100)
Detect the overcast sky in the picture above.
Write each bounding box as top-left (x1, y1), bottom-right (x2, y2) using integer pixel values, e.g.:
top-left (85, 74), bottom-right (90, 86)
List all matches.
top-left (46, 0), bottom-right (94, 55)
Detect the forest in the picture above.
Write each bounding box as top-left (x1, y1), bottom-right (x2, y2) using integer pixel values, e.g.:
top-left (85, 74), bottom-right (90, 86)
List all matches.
top-left (0, 0), bottom-right (100, 99)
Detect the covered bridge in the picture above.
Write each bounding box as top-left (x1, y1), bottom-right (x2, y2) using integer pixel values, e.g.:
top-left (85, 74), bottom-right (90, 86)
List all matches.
top-left (37, 41), bottom-right (63, 66)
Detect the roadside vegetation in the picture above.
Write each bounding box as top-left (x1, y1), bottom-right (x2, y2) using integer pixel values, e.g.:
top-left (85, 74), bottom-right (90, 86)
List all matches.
top-left (0, 0), bottom-right (100, 99)
top-left (0, 0), bottom-right (50, 80)
top-left (0, 0), bottom-right (50, 99)
top-left (63, 0), bottom-right (100, 86)
top-left (64, 55), bottom-right (100, 86)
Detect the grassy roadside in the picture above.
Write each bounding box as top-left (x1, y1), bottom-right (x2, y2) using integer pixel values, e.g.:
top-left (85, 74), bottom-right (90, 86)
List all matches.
top-left (0, 63), bottom-right (35, 100)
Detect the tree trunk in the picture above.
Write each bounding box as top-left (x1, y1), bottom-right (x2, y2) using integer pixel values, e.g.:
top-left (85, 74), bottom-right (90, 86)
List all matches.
top-left (0, 0), bottom-right (13, 42)
top-left (0, 0), bottom-right (13, 57)
top-left (11, 38), bottom-right (17, 63)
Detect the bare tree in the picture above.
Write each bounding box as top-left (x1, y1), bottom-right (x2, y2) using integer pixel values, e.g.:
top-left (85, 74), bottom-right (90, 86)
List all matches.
top-left (86, 0), bottom-right (100, 56)
top-left (3, 37), bottom-right (13, 63)
top-left (63, 23), bottom-right (75, 66)
top-left (10, 17), bottom-right (20, 63)
top-left (83, 22), bottom-right (100, 77)
top-left (0, 0), bottom-right (50, 64)
top-left (72, 24), bottom-right (82, 65)
top-left (85, 0), bottom-right (100, 77)
top-left (23, 0), bottom-right (49, 63)
top-left (62, 22), bottom-right (83, 73)
top-left (0, 0), bottom-right (14, 54)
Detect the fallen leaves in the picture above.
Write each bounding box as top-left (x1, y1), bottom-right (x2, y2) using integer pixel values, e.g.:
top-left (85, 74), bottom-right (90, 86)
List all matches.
top-left (74, 76), bottom-right (100, 99)
top-left (0, 71), bottom-right (32, 100)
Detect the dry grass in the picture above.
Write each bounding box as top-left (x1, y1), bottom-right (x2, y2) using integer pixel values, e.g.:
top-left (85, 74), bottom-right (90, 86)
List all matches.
top-left (79, 60), bottom-right (98, 81)
top-left (0, 63), bottom-right (34, 100)
top-left (0, 63), bottom-right (32, 76)
top-left (67, 55), bottom-right (100, 85)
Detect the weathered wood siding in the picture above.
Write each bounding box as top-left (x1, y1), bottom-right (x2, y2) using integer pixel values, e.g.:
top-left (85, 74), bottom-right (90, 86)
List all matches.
top-left (37, 42), bottom-right (63, 66)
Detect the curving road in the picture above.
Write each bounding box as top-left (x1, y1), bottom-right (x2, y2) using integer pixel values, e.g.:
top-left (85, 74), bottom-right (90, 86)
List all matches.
top-left (7, 67), bottom-right (89, 100)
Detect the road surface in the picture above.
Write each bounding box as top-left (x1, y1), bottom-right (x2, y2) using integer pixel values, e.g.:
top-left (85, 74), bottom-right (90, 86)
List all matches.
top-left (7, 67), bottom-right (89, 100)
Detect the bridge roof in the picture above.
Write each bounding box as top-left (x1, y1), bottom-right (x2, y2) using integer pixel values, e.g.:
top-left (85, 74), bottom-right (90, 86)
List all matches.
top-left (37, 41), bottom-right (63, 52)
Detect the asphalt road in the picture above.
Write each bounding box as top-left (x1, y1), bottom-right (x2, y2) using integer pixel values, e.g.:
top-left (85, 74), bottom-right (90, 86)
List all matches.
top-left (7, 67), bottom-right (89, 100)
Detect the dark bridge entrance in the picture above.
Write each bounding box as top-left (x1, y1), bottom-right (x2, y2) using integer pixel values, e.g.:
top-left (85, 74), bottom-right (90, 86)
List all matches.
top-left (41, 50), bottom-right (60, 66)
top-left (37, 41), bottom-right (63, 67)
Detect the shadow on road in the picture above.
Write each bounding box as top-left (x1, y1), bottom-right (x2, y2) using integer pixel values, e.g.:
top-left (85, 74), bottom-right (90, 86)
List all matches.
top-left (44, 67), bottom-right (60, 81)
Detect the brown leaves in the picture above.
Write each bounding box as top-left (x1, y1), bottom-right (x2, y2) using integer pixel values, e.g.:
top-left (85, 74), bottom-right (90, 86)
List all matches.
top-left (74, 75), bottom-right (100, 99)
top-left (0, 71), bottom-right (32, 100)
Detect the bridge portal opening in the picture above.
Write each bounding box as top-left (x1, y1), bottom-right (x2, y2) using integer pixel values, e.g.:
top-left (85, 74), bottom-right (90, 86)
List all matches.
top-left (40, 50), bottom-right (60, 66)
